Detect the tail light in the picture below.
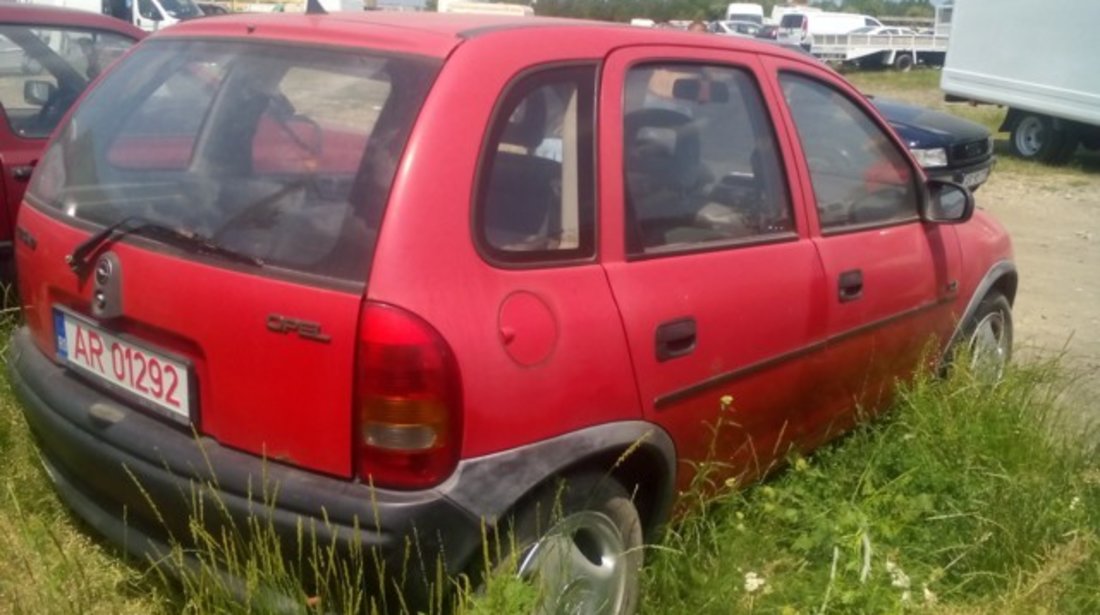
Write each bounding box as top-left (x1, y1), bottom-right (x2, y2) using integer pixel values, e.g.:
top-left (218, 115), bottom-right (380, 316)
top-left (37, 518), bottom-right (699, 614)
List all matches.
top-left (354, 302), bottom-right (462, 490)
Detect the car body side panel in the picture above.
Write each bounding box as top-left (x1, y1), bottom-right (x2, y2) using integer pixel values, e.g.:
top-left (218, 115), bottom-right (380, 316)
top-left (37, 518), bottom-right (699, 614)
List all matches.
top-left (366, 30), bottom-right (642, 461)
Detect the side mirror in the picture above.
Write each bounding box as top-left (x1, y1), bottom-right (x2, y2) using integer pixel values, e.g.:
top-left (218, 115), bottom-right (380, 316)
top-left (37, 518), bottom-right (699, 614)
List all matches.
top-left (24, 80), bottom-right (56, 107)
top-left (924, 179), bottom-right (974, 223)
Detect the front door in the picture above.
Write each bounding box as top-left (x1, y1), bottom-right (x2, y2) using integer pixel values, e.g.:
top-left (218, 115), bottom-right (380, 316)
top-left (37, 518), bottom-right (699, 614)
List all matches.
top-left (599, 46), bottom-right (828, 489)
top-left (766, 58), bottom-right (961, 445)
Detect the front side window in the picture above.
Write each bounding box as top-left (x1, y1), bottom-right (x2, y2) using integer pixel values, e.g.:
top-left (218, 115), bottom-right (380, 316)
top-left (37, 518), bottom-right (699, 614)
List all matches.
top-left (28, 40), bottom-right (439, 282)
top-left (623, 63), bottom-right (792, 255)
top-left (476, 66), bottom-right (596, 263)
top-left (780, 72), bottom-right (918, 231)
top-left (0, 26), bottom-right (135, 139)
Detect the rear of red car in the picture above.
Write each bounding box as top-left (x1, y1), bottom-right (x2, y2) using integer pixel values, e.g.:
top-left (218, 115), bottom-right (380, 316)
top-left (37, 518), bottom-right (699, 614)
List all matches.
top-left (7, 27), bottom-right (479, 601)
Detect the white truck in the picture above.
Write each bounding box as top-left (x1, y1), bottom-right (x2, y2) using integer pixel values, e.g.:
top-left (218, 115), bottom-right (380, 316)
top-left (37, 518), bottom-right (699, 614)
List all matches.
top-left (24, 0), bottom-right (203, 30)
top-left (725, 3), bottom-right (763, 24)
top-left (777, 10), bottom-right (882, 50)
top-left (941, 0), bottom-right (1100, 164)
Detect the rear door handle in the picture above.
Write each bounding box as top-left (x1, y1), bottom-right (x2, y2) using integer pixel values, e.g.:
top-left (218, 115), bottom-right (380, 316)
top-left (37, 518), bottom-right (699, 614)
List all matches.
top-left (838, 269), bottom-right (863, 303)
top-left (655, 317), bottom-right (696, 362)
top-left (12, 162), bottom-right (36, 182)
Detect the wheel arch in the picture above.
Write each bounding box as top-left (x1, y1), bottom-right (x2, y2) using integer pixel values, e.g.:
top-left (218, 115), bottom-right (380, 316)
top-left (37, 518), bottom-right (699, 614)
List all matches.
top-left (441, 421), bottom-right (677, 543)
top-left (939, 259), bottom-right (1017, 368)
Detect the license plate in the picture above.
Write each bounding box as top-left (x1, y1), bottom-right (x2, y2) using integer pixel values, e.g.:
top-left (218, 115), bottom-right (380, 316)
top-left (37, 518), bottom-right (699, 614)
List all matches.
top-left (54, 309), bottom-right (192, 423)
top-left (961, 167), bottom-right (990, 189)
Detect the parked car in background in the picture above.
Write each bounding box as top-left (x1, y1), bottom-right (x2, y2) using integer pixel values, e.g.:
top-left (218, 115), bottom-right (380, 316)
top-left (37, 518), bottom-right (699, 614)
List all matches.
top-left (196, 2), bottom-right (230, 15)
top-left (725, 2), bottom-right (764, 24)
top-left (0, 4), bottom-right (142, 278)
top-left (849, 25), bottom-right (917, 36)
top-left (871, 97), bottom-right (995, 191)
top-left (755, 23), bottom-right (779, 39)
top-left (711, 19), bottom-right (761, 37)
top-left (10, 14), bottom-right (1015, 614)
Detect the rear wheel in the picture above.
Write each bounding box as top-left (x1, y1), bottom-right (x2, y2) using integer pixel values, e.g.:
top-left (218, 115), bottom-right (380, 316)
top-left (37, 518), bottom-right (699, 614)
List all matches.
top-left (500, 474), bottom-right (644, 615)
top-left (894, 53), bottom-right (914, 72)
top-left (1010, 112), bottom-right (1079, 163)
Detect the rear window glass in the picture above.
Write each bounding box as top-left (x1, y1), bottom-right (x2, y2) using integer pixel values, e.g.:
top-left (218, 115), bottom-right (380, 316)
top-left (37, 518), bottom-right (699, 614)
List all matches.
top-left (27, 40), bottom-right (439, 283)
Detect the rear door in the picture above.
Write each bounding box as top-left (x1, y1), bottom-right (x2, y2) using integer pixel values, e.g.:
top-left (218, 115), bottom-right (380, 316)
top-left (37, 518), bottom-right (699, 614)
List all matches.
top-left (18, 40), bottom-right (439, 478)
top-left (599, 46), bottom-right (828, 487)
top-left (764, 57), bottom-right (961, 443)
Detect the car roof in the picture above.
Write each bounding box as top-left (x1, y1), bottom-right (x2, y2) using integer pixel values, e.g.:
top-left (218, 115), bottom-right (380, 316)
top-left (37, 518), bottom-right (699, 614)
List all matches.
top-left (0, 3), bottom-right (145, 39)
top-left (159, 12), bottom-right (814, 62)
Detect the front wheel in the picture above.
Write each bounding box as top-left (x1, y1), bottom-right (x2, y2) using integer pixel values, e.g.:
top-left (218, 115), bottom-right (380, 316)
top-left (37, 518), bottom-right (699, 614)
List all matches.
top-left (961, 291), bottom-right (1013, 381)
top-left (504, 474), bottom-right (644, 615)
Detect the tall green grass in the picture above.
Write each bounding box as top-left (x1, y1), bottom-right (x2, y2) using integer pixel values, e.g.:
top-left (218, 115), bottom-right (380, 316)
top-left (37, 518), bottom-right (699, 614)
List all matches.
top-left (3, 302), bottom-right (1099, 614)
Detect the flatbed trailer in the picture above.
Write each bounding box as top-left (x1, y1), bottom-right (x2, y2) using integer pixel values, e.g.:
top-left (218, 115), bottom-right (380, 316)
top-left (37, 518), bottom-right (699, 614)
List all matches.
top-left (812, 33), bottom-right (948, 70)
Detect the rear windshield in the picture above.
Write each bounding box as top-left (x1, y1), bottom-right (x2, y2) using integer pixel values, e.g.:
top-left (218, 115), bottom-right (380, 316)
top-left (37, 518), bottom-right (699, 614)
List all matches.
top-left (27, 40), bottom-right (439, 282)
top-left (780, 14), bottom-right (805, 28)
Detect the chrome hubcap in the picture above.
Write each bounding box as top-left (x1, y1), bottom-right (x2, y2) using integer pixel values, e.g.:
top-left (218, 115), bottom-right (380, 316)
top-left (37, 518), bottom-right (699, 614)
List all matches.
top-left (517, 511), bottom-right (629, 615)
top-left (968, 310), bottom-right (1008, 380)
top-left (1015, 116), bottom-right (1044, 157)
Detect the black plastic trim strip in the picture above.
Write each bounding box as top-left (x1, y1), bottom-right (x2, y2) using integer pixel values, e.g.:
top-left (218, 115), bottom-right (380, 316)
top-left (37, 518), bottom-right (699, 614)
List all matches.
top-left (655, 295), bottom-right (954, 409)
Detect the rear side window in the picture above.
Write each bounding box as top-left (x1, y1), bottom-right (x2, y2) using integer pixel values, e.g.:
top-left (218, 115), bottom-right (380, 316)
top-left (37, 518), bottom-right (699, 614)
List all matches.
top-left (475, 66), bottom-right (596, 264)
top-left (622, 63), bottom-right (792, 255)
top-left (28, 40), bottom-right (439, 282)
top-left (779, 72), bottom-right (918, 231)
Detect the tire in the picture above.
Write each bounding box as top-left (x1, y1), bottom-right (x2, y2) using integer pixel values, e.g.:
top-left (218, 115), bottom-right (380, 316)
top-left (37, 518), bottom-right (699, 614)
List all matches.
top-left (1009, 112), bottom-right (1079, 164)
top-left (958, 291), bottom-right (1013, 381)
top-left (496, 474), bottom-right (644, 615)
top-left (894, 53), bottom-right (914, 72)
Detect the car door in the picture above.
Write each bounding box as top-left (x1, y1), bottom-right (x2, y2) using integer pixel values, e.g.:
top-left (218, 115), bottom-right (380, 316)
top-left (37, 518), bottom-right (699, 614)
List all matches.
top-left (763, 57), bottom-right (962, 446)
top-left (599, 46), bottom-right (829, 489)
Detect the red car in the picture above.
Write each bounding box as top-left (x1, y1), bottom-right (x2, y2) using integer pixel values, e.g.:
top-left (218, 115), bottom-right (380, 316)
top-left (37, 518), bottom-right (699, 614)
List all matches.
top-left (8, 12), bottom-right (1015, 613)
top-left (0, 5), bottom-right (142, 278)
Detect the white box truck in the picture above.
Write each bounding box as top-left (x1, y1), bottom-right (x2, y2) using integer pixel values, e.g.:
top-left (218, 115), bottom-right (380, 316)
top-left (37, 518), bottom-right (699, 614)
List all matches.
top-left (725, 3), bottom-right (763, 24)
top-left (941, 0), bottom-right (1100, 163)
top-left (24, 0), bottom-right (203, 30)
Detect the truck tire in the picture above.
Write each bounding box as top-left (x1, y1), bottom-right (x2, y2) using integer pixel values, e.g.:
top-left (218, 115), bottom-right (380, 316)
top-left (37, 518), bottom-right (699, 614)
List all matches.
top-left (1009, 112), bottom-right (1078, 163)
top-left (894, 53), bottom-right (914, 72)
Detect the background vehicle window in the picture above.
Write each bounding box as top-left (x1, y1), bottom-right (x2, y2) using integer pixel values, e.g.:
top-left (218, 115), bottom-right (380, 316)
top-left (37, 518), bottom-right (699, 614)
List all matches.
top-left (0, 26), bottom-right (134, 138)
top-left (780, 72), bottom-right (919, 230)
top-left (477, 67), bottom-right (595, 262)
top-left (623, 63), bottom-right (792, 254)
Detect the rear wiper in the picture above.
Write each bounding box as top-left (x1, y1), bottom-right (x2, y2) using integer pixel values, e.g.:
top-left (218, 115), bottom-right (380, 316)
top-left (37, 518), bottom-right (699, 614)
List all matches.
top-left (67, 216), bottom-right (264, 273)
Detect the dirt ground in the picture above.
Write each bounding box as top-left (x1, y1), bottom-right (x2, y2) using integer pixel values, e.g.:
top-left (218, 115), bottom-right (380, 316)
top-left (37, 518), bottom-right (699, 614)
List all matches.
top-left (977, 165), bottom-right (1100, 410)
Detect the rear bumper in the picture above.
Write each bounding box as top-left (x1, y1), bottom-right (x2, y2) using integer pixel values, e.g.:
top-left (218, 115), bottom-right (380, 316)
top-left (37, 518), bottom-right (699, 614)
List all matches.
top-left (6, 327), bottom-right (482, 603)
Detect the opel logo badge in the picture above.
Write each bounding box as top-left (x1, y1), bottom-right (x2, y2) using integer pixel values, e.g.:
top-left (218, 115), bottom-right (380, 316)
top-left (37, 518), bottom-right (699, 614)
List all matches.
top-left (94, 256), bottom-right (114, 287)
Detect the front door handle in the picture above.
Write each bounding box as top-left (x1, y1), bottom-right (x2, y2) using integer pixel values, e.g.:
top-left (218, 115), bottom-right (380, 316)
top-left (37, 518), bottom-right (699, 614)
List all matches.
top-left (655, 317), bottom-right (696, 362)
top-left (838, 269), bottom-right (863, 303)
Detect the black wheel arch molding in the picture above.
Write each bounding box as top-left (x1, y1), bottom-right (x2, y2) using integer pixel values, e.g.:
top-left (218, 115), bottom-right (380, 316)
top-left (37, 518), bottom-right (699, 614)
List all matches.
top-left (939, 259), bottom-right (1017, 368)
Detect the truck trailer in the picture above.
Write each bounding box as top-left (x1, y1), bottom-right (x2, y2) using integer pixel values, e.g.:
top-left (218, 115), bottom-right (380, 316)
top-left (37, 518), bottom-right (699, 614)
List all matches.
top-left (941, 0), bottom-right (1100, 163)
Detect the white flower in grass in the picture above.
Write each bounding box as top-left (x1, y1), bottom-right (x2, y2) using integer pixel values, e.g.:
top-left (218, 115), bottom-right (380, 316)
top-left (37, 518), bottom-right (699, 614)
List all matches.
top-left (923, 585), bottom-right (938, 605)
top-left (885, 559), bottom-right (911, 590)
top-left (1070, 496), bottom-right (1081, 511)
top-left (743, 571), bottom-right (766, 593)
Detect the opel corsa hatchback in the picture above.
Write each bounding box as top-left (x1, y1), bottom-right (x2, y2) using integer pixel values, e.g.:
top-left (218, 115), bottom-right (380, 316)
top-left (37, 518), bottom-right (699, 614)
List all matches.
top-left (8, 12), bottom-right (1016, 613)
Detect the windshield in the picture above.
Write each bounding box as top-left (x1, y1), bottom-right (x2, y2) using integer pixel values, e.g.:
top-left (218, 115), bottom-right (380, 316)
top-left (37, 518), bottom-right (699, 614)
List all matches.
top-left (158, 0), bottom-right (203, 19)
top-left (780, 14), bottom-right (804, 28)
top-left (27, 40), bottom-right (440, 282)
